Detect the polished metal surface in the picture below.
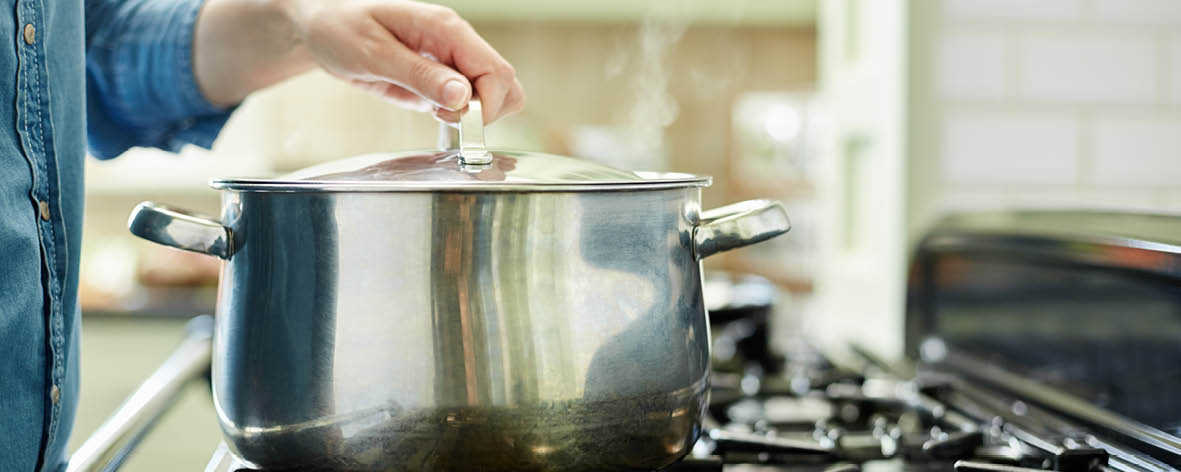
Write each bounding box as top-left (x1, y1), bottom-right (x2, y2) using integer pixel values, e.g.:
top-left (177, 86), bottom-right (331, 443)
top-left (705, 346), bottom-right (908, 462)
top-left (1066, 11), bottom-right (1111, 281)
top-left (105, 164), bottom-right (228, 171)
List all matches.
top-left (213, 189), bottom-right (784, 471)
top-left (211, 151), bottom-right (705, 192)
top-left (210, 100), bottom-right (706, 191)
top-left (693, 199), bottom-right (791, 260)
top-left (69, 316), bottom-right (213, 472)
top-left (455, 97), bottom-right (492, 166)
top-left (128, 202), bottom-right (233, 259)
top-left (130, 187), bottom-right (788, 471)
top-left (129, 108), bottom-right (790, 470)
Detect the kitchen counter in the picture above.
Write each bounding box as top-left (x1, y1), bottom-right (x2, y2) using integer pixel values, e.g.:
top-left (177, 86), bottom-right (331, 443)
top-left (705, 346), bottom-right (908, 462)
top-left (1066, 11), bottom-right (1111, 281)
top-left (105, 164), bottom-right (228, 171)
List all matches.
top-left (67, 315), bottom-right (221, 471)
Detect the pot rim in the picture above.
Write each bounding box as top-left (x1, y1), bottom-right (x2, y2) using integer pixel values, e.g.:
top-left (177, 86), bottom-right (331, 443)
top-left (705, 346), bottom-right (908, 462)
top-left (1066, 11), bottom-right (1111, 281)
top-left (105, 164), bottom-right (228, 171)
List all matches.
top-left (209, 171), bottom-right (712, 193)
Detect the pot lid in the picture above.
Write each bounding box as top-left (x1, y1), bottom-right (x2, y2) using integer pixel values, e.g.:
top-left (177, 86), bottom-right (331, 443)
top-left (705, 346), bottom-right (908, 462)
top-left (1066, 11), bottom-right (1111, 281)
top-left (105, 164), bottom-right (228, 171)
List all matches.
top-left (210, 99), bottom-right (710, 192)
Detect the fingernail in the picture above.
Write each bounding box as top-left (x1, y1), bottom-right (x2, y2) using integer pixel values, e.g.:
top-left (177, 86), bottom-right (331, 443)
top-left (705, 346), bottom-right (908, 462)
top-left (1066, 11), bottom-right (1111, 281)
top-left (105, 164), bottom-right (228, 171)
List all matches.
top-left (441, 79), bottom-right (469, 110)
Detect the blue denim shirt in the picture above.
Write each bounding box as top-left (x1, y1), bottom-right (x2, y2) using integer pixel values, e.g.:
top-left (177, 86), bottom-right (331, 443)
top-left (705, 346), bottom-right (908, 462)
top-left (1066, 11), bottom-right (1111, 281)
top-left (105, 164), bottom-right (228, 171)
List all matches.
top-left (0, 0), bottom-right (229, 470)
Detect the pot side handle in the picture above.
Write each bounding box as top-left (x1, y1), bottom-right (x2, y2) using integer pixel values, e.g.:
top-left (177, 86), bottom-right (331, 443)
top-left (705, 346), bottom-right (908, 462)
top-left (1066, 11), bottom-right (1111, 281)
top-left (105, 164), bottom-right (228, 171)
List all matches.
top-left (128, 202), bottom-right (234, 259)
top-left (693, 199), bottom-right (791, 260)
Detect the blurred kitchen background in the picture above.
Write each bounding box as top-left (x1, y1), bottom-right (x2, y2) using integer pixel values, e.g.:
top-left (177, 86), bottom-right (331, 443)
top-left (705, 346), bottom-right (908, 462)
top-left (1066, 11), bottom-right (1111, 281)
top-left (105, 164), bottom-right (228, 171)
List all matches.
top-left (71, 0), bottom-right (1181, 469)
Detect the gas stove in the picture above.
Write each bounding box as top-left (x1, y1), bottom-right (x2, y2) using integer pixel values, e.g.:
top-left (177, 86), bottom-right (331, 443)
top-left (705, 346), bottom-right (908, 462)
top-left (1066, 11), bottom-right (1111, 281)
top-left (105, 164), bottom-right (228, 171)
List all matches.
top-left (200, 211), bottom-right (1181, 471)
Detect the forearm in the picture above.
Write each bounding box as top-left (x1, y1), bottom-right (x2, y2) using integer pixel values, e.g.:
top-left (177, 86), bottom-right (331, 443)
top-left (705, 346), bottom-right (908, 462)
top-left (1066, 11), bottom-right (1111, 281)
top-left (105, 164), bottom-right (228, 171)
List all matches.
top-left (192, 0), bottom-right (313, 107)
top-left (189, 0), bottom-right (523, 121)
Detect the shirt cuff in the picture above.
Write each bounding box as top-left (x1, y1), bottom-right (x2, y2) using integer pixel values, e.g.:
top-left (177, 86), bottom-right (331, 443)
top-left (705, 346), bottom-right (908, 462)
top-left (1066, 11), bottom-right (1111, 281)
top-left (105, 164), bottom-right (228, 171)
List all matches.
top-left (85, 0), bottom-right (236, 159)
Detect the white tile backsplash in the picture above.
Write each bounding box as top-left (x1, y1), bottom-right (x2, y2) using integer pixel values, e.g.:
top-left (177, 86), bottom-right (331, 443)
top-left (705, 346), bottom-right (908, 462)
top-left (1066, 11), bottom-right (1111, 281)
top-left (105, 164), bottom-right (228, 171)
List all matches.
top-left (920, 2), bottom-right (1181, 229)
top-left (1017, 35), bottom-right (1158, 104)
top-left (936, 189), bottom-right (1159, 212)
top-left (937, 33), bottom-right (1008, 100)
top-left (943, 0), bottom-right (1082, 22)
top-left (1093, 0), bottom-right (1181, 26)
top-left (1093, 118), bottom-right (1181, 186)
top-left (941, 112), bottom-right (1078, 185)
top-left (1161, 191), bottom-right (1181, 210)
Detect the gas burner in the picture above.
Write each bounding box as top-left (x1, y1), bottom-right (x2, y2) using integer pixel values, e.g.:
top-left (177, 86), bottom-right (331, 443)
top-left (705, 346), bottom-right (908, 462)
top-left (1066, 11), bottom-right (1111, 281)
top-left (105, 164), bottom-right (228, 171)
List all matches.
top-left (658, 339), bottom-right (1175, 472)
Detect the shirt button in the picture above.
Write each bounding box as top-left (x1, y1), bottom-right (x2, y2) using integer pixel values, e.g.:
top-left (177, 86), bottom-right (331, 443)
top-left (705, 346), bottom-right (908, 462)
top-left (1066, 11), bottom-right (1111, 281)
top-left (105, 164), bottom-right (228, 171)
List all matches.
top-left (50, 384), bottom-right (60, 404)
top-left (38, 200), bottom-right (50, 221)
top-left (22, 24), bottom-right (34, 45)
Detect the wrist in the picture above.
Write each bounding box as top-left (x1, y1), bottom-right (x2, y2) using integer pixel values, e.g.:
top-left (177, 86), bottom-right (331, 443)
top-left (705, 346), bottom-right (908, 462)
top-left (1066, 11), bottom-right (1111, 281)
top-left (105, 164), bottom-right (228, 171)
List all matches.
top-left (267, 0), bottom-right (313, 42)
top-left (256, 0), bottom-right (304, 52)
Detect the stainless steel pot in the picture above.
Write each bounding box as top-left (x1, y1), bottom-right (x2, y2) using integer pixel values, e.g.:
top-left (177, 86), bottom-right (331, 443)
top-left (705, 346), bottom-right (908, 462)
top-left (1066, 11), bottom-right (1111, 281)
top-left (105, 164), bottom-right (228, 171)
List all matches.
top-left (128, 100), bottom-right (790, 471)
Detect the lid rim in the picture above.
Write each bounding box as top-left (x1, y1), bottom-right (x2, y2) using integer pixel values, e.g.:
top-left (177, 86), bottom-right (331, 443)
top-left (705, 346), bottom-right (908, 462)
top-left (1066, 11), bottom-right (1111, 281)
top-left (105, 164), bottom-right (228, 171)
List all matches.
top-left (220, 147), bottom-right (713, 192)
top-left (208, 176), bottom-right (712, 193)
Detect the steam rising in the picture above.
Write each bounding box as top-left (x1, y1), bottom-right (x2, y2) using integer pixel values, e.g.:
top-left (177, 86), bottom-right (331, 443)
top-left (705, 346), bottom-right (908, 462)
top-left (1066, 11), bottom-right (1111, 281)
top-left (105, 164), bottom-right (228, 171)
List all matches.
top-left (608, 4), bottom-right (687, 170)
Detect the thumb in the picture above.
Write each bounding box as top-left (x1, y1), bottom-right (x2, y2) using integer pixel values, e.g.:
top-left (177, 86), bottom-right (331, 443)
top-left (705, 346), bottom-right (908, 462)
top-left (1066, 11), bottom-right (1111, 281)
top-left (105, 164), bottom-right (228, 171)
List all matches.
top-left (373, 43), bottom-right (472, 111)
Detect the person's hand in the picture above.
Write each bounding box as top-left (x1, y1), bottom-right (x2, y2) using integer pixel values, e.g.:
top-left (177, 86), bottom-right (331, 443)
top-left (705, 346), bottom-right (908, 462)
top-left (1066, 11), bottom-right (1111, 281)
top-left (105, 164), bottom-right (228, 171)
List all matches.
top-left (279, 0), bottom-right (524, 123)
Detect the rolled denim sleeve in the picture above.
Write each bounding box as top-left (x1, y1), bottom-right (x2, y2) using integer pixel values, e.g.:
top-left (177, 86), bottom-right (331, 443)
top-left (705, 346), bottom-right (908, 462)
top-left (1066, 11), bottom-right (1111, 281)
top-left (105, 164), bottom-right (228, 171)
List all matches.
top-left (85, 0), bottom-right (234, 159)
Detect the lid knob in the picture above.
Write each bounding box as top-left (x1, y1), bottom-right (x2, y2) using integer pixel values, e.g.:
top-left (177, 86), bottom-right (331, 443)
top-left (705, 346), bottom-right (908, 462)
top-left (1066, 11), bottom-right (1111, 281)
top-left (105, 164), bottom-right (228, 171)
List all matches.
top-left (440, 98), bottom-right (492, 166)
